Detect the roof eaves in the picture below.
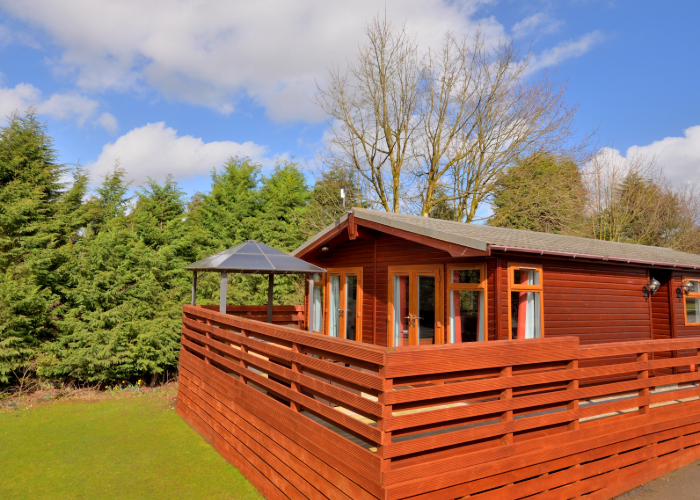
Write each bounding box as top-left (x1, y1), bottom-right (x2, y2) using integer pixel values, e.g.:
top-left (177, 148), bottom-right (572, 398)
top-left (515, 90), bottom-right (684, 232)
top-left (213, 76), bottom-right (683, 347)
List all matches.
top-left (291, 213), bottom-right (350, 257)
top-left (490, 244), bottom-right (700, 270)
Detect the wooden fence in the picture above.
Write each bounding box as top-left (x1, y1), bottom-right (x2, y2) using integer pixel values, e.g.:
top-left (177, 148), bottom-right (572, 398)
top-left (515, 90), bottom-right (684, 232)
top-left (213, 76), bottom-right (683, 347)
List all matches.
top-left (198, 304), bottom-right (306, 329)
top-left (177, 304), bottom-right (700, 500)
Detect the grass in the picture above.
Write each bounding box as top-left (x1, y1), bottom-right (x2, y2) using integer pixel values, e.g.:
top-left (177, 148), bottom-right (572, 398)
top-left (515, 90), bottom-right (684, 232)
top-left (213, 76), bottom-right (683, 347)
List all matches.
top-left (0, 387), bottom-right (264, 500)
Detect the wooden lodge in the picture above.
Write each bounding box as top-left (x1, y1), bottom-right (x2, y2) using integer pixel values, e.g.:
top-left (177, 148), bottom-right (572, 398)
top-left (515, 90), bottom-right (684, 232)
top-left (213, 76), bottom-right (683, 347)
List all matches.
top-left (176, 208), bottom-right (700, 500)
top-left (295, 208), bottom-right (700, 349)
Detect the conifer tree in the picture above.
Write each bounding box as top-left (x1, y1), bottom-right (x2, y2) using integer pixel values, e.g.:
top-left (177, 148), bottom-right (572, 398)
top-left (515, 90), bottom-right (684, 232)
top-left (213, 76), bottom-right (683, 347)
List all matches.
top-left (488, 153), bottom-right (587, 235)
top-left (0, 111), bottom-right (69, 383)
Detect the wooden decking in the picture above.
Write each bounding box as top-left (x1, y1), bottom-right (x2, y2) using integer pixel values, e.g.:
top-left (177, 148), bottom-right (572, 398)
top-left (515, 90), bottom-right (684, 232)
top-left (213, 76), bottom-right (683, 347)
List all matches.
top-left (177, 304), bottom-right (700, 500)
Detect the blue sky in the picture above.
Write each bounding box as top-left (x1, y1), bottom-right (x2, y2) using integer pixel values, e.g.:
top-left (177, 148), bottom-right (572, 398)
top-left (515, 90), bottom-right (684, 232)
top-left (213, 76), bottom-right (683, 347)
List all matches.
top-left (0, 0), bottom-right (698, 198)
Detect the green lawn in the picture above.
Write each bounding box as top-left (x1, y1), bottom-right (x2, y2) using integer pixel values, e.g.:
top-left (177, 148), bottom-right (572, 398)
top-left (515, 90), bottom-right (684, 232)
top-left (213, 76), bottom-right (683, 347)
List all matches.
top-left (0, 390), bottom-right (264, 500)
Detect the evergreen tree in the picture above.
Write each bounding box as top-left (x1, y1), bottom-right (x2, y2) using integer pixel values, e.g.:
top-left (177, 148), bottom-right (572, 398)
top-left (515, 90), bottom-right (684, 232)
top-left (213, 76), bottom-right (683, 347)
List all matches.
top-left (0, 111), bottom-right (67, 384)
top-left (195, 157), bottom-right (260, 248)
top-left (40, 175), bottom-right (189, 385)
top-left (306, 165), bottom-right (362, 233)
top-left (489, 153), bottom-right (587, 235)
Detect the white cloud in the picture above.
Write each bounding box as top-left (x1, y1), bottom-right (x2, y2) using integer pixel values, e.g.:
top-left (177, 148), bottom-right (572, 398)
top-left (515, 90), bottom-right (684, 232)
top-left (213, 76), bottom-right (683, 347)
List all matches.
top-left (528, 30), bottom-right (605, 73)
top-left (0, 82), bottom-right (116, 130)
top-left (627, 126), bottom-right (700, 185)
top-left (95, 112), bottom-right (118, 133)
top-left (0, 0), bottom-right (507, 122)
top-left (36, 91), bottom-right (98, 126)
top-left (0, 83), bottom-right (41, 118)
top-left (87, 122), bottom-right (270, 186)
top-left (512, 13), bottom-right (564, 39)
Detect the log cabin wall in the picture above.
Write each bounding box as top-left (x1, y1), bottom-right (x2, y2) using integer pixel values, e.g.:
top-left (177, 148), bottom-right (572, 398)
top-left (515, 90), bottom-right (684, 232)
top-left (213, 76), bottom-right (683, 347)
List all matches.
top-left (306, 230), bottom-right (700, 348)
top-left (311, 231), bottom-right (460, 347)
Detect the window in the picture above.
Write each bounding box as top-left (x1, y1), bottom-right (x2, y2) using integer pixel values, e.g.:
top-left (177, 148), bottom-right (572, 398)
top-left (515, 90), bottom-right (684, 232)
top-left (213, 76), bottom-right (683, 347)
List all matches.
top-left (326, 268), bottom-right (363, 341)
top-left (388, 265), bottom-right (443, 347)
top-left (446, 264), bottom-right (486, 343)
top-left (311, 274), bottom-right (324, 333)
top-left (508, 263), bottom-right (544, 339)
top-left (683, 278), bottom-right (700, 325)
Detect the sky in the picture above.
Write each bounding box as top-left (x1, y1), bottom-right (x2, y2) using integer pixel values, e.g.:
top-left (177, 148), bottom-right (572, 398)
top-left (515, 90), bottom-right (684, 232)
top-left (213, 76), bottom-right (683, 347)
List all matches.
top-left (0, 0), bottom-right (699, 198)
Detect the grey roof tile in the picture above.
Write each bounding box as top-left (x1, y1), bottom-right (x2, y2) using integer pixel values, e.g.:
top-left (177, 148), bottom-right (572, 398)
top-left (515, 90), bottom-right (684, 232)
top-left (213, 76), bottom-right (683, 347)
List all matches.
top-left (294, 208), bottom-right (700, 269)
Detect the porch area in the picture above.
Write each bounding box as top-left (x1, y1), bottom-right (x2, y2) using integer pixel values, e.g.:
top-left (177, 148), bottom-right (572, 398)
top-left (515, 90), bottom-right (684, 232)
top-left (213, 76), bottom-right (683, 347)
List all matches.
top-left (176, 305), bottom-right (700, 500)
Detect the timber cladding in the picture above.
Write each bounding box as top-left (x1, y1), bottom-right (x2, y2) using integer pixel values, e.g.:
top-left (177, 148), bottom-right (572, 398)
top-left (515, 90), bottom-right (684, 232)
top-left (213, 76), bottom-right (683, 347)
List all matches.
top-left (178, 305), bottom-right (700, 500)
top-left (308, 231), bottom-right (661, 346)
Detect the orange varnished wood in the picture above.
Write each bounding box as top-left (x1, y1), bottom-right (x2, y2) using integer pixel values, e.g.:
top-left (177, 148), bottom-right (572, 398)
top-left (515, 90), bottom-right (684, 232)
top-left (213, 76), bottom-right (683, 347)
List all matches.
top-left (177, 305), bottom-right (700, 500)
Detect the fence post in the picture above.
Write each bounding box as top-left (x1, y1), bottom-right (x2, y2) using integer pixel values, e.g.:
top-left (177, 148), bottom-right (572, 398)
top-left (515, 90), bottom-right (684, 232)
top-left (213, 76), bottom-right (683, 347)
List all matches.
top-left (290, 343), bottom-right (302, 412)
top-left (567, 359), bottom-right (580, 431)
top-left (638, 352), bottom-right (650, 415)
top-left (377, 375), bottom-right (393, 473)
top-left (500, 366), bottom-right (513, 446)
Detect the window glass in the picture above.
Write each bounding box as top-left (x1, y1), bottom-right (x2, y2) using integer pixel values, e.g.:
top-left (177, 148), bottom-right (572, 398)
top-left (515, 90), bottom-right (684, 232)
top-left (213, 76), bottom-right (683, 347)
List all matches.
top-left (417, 276), bottom-right (436, 345)
top-left (690, 281), bottom-right (700, 293)
top-left (513, 269), bottom-right (539, 286)
top-left (329, 276), bottom-right (340, 337)
top-left (687, 297), bottom-right (700, 324)
top-left (345, 276), bottom-right (358, 341)
top-left (452, 269), bottom-right (480, 284)
top-left (313, 285), bottom-right (324, 332)
top-left (449, 290), bottom-right (484, 343)
top-left (511, 291), bottom-right (541, 339)
top-left (393, 275), bottom-right (410, 347)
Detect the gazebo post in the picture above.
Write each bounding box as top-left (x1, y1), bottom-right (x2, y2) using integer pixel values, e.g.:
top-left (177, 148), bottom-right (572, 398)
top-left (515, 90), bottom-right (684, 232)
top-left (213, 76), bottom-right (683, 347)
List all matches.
top-left (267, 274), bottom-right (274, 323)
top-left (191, 271), bottom-right (197, 306)
top-left (220, 272), bottom-right (228, 314)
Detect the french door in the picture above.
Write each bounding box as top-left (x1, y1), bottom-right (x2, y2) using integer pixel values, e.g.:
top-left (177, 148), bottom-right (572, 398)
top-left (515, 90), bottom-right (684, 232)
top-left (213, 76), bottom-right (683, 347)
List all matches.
top-left (326, 268), bottom-right (363, 341)
top-left (388, 265), bottom-right (443, 347)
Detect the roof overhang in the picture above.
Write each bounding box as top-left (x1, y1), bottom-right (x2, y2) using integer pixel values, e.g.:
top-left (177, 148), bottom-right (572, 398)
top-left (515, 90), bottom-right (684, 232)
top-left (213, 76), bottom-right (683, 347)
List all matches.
top-left (490, 245), bottom-right (700, 271)
top-left (292, 210), bottom-right (489, 259)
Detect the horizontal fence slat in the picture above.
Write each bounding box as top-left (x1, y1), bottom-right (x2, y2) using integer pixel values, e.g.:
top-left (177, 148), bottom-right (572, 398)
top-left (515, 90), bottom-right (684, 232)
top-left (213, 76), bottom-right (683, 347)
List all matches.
top-left (384, 338), bottom-right (579, 377)
top-left (178, 304), bottom-right (700, 500)
top-left (184, 304), bottom-right (386, 364)
top-left (183, 316), bottom-right (384, 391)
top-left (386, 354), bottom-right (700, 405)
top-left (384, 405), bottom-right (700, 498)
top-left (178, 349), bottom-right (384, 492)
top-left (383, 388), bottom-right (700, 458)
top-left (181, 337), bottom-right (383, 444)
top-left (182, 325), bottom-right (383, 418)
top-left (578, 338), bottom-right (700, 358)
top-left (386, 370), bottom-right (700, 432)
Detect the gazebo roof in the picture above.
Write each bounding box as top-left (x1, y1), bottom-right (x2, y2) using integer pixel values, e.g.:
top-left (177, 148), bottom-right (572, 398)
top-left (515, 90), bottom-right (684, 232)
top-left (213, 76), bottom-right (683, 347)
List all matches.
top-left (184, 240), bottom-right (326, 274)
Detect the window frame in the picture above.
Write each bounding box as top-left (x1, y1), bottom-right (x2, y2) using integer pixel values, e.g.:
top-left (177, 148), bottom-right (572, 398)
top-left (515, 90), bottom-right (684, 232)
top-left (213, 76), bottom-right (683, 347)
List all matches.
top-left (682, 276), bottom-right (700, 326)
top-left (446, 263), bottom-right (488, 343)
top-left (507, 263), bottom-right (545, 340)
top-left (324, 267), bottom-right (364, 342)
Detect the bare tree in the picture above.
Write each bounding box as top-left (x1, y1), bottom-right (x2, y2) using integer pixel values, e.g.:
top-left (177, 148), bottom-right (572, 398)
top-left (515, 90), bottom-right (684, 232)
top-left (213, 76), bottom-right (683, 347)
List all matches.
top-left (316, 16), bottom-right (584, 221)
top-left (316, 17), bottom-right (421, 213)
top-left (414, 32), bottom-right (582, 221)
